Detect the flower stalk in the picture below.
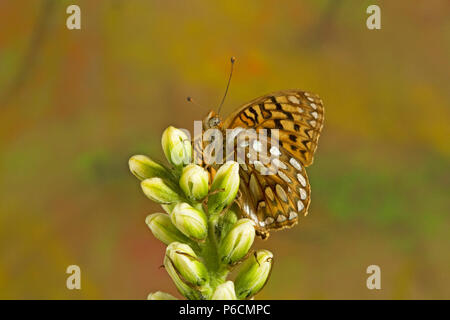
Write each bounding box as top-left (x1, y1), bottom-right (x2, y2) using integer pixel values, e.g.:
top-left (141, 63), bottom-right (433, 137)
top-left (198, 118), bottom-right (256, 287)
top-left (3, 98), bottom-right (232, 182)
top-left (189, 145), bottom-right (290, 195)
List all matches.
top-left (129, 126), bottom-right (274, 300)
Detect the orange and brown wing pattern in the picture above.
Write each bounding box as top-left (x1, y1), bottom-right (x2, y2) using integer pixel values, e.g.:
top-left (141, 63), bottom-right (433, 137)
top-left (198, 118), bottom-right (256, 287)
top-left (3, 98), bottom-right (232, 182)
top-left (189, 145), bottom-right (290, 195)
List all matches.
top-left (222, 90), bottom-right (324, 167)
top-left (234, 136), bottom-right (311, 239)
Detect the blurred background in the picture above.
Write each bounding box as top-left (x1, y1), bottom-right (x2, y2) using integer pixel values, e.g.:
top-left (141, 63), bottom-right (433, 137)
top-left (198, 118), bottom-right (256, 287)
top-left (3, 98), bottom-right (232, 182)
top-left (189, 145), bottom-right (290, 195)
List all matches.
top-left (0, 0), bottom-right (449, 299)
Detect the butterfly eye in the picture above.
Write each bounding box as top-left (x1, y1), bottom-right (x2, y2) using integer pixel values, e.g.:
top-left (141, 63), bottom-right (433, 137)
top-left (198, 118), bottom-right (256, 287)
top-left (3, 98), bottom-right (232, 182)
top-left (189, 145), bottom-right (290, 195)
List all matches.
top-left (209, 117), bottom-right (220, 127)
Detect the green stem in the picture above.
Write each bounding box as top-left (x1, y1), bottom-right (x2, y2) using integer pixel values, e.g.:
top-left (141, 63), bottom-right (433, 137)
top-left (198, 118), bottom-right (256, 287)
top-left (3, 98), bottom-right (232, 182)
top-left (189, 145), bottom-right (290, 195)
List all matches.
top-left (200, 213), bottom-right (229, 296)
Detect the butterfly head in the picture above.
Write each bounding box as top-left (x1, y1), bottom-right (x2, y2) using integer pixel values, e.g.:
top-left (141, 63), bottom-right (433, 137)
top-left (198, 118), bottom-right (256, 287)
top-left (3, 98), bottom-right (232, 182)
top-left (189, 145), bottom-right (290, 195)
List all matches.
top-left (203, 110), bottom-right (222, 130)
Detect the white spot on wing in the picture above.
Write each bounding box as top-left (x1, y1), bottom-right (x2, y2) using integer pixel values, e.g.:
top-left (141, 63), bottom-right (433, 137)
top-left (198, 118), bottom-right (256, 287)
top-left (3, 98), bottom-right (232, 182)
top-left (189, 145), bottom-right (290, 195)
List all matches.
top-left (265, 217), bottom-right (274, 225)
top-left (277, 215), bottom-right (287, 222)
top-left (299, 187), bottom-right (307, 200)
top-left (254, 160), bottom-right (269, 175)
top-left (297, 200), bottom-right (304, 211)
top-left (288, 96), bottom-right (300, 104)
top-left (289, 211), bottom-right (298, 220)
top-left (297, 173), bottom-right (306, 187)
top-left (289, 158), bottom-right (302, 170)
top-left (278, 171), bottom-right (292, 183)
top-left (270, 146), bottom-right (281, 156)
top-left (252, 140), bottom-right (263, 152)
top-left (273, 158), bottom-right (287, 170)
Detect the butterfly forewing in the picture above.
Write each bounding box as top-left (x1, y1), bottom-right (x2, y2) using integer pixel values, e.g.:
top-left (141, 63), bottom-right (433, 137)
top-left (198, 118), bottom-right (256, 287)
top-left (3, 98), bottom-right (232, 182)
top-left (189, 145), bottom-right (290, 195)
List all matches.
top-left (222, 90), bottom-right (324, 167)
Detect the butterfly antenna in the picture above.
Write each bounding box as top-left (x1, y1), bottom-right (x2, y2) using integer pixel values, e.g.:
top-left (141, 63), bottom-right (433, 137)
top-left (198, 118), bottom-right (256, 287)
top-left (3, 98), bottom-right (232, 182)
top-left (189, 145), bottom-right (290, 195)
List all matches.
top-left (186, 96), bottom-right (205, 109)
top-left (217, 56), bottom-right (236, 115)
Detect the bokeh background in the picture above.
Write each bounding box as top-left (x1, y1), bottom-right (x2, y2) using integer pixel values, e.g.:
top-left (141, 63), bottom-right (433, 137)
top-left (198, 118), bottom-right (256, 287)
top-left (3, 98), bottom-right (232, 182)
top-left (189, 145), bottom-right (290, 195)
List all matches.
top-left (0, 0), bottom-right (449, 299)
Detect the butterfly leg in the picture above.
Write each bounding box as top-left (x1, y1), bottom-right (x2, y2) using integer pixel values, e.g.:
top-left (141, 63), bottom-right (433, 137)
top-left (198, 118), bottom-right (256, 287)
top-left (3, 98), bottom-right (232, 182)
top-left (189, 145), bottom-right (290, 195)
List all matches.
top-left (227, 249), bottom-right (254, 268)
top-left (217, 191), bottom-right (240, 217)
top-left (218, 189), bottom-right (243, 217)
top-left (201, 201), bottom-right (209, 216)
top-left (253, 251), bottom-right (260, 266)
top-left (175, 250), bottom-right (201, 262)
top-left (201, 188), bottom-right (225, 214)
top-left (233, 189), bottom-right (243, 206)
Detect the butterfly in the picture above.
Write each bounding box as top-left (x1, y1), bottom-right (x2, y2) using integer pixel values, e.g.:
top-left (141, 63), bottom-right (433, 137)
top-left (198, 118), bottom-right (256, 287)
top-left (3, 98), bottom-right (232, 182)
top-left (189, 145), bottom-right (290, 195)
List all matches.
top-left (193, 59), bottom-right (324, 239)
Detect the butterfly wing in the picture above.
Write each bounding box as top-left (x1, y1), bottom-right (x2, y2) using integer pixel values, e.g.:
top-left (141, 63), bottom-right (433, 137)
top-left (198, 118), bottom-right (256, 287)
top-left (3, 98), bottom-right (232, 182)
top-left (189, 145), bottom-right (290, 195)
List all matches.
top-left (236, 138), bottom-right (311, 239)
top-left (222, 90), bottom-right (324, 167)
top-left (222, 90), bottom-right (324, 238)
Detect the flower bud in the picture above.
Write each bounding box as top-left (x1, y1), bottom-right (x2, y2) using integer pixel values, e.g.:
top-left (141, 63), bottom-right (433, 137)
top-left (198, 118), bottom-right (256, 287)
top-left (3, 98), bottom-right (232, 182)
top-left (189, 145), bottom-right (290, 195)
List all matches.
top-left (164, 254), bottom-right (201, 300)
top-left (171, 203), bottom-right (208, 240)
top-left (147, 291), bottom-right (178, 300)
top-left (141, 177), bottom-right (181, 204)
top-left (211, 281), bottom-right (237, 300)
top-left (128, 155), bottom-right (173, 181)
top-left (165, 242), bottom-right (208, 288)
top-left (219, 219), bottom-right (255, 264)
top-left (161, 126), bottom-right (192, 167)
top-left (179, 164), bottom-right (209, 200)
top-left (208, 161), bottom-right (240, 214)
top-left (234, 249), bottom-right (273, 299)
top-left (145, 213), bottom-right (190, 245)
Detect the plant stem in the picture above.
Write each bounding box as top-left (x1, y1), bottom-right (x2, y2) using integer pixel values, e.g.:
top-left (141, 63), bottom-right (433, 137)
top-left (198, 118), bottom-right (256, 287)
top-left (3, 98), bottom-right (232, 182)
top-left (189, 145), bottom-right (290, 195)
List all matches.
top-left (200, 213), bottom-right (229, 295)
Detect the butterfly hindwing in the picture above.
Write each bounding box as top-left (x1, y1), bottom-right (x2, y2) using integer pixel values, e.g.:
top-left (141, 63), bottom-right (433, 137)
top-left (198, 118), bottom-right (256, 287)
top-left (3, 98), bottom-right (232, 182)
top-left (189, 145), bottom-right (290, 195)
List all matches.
top-left (234, 135), bottom-right (311, 239)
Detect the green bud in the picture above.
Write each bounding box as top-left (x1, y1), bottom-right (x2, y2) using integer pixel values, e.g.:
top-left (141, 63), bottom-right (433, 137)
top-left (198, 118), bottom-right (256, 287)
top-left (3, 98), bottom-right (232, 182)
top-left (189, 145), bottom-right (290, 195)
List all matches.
top-left (147, 291), bottom-right (178, 300)
top-left (179, 164), bottom-right (209, 200)
top-left (145, 213), bottom-right (190, 245)
top-left (219, 219), bottom-right (255, 264)
top-left (208, 161), bottom-right (240, 214)
top-left (171, 203), bottom-right (208, 240)
top-left (141, 177), bottom-right (181, 204)
top-left (165, 242), bottom-right (208, 287)
top-left (128, 155), bottom-right (173, 181)
top-left (161, 126), bottom-right (192, 167)
top-left (234, 249), bottom-right (273, 299)
top-left (164, 252), bottom-right (201, 300)
top-left (211, 281), bottom-right (237, 300)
